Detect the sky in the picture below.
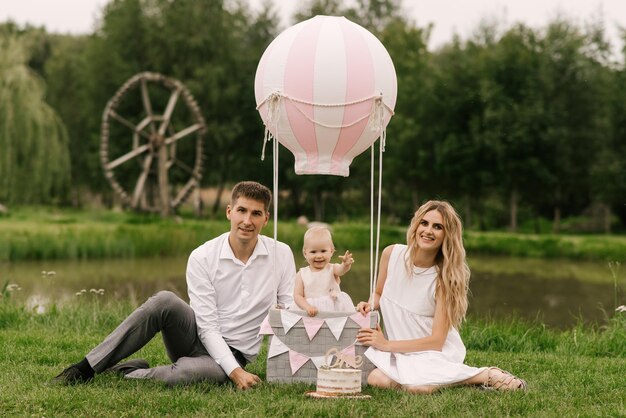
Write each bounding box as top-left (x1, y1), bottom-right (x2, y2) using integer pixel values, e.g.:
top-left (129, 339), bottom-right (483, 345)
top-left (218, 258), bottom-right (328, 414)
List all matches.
top-left (1, 0), bottom-right (624, 54)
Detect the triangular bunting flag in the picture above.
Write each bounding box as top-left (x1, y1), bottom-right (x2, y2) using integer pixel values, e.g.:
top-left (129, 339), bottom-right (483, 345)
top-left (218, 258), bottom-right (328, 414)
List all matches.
top-left (258, 314), bottom-right (274, 335)
top-left (310, 356), bottom-right (327, 370)
top-left (302, 317), bottom-right (324, 340)
top-left (325, 316), bottom-right (348, 340)
top-left (350, 312), bottom-right (371, 329)
top-left (288, 350), bottom-right (309, 375)
top-left (280, 310), bottom-right (301, 334)
top-left (267, 336), bottom-right (289, 358)
top-left (340, 344), bottom-right (362, 368)
top-left (341, 344), bottom-right (356, 359)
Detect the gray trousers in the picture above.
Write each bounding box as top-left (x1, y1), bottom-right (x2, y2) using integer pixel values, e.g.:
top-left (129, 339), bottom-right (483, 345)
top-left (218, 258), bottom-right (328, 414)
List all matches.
top-left (85, 290), bottom-right (245, 386)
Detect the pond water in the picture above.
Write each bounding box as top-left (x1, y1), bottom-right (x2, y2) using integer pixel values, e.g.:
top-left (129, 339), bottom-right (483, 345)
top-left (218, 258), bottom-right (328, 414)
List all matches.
top-left (1, 252), bottom-right (622, 329)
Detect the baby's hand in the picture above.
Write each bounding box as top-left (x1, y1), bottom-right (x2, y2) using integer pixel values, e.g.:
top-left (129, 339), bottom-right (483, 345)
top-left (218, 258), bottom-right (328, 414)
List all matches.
top-left (306, 306), bottom-right (318, 317)
top-left (338, 250), bottom-right (354, 266)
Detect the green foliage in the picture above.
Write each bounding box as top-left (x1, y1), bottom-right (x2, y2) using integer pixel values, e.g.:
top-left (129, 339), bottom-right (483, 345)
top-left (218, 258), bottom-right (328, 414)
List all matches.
top-left (464, 231), bottom-right (626, 261)
top-left (0, 33), bottom-right (70, 204)
top-left (2, 2), bottom-right (626, 229)
top-left (555, 315), bottom-right (626, 358)
top-left (462, 317), bottom-right (560, 353)
top-left (0, 207), bottom-right (407, 261)
top-left (1, 207), bottom-right (625, 261)
top-left (0, 209), bottom-right (227, 261)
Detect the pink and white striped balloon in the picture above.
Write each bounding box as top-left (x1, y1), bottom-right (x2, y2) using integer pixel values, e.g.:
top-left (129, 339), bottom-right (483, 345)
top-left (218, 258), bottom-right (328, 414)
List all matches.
top-left (255, 15), bottom-right (397, 176)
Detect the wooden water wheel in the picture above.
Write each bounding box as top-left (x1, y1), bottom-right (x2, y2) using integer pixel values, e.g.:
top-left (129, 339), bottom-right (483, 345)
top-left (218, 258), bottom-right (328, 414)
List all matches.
top-left (101, 72), bottom-right (206, 216)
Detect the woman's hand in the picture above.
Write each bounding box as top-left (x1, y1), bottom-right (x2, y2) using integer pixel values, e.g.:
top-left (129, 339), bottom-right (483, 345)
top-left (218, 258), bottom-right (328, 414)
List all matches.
top-left (355, 301), bottom-right (371, 315)
top-left (356, 324), bottom-right (389, 351)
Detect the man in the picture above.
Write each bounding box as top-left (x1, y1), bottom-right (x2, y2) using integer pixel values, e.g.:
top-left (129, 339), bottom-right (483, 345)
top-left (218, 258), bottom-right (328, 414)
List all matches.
top-left (52, 181), bottom-right (295, 390)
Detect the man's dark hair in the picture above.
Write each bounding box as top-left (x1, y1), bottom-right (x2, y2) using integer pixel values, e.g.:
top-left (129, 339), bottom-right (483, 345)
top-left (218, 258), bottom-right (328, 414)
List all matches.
top-left (231, 181), bottom-right (272, 212)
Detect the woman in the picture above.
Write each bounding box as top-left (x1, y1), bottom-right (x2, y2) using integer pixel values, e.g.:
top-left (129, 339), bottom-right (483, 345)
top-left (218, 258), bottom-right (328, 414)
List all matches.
top-left (356, 200), bottom-right (527, 393)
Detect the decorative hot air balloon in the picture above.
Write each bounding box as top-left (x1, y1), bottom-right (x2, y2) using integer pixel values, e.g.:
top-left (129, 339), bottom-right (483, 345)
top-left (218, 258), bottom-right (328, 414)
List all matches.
top-left (255, 15), bottom-right (397, 176)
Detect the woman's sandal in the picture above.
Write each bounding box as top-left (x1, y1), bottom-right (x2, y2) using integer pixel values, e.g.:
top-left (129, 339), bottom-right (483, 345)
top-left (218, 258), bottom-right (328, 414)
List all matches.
top-left (482, 367), bottom-right (528, 391)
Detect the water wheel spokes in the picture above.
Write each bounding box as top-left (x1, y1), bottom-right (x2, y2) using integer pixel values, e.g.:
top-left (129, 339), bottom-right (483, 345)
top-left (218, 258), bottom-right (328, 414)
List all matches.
top-left (164, 123), bottom-right (204, 145)
top-left (158, 87), bottom-right (181, 136)
top-left (105, 144), bottom-right (150, 171)
top-left (101, 72), bottom-right (206, 216)
top-left (131, 153), bottom-right (153, 208)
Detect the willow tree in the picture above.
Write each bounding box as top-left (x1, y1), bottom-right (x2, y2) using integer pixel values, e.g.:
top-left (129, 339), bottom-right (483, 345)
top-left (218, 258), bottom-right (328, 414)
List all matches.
top-left (0, 34), bottom-right (70, 204)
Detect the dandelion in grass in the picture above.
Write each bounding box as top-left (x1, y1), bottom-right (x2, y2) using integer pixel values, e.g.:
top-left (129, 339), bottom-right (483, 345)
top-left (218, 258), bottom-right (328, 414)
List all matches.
top-left (76, 289), bottom-right (87, 297)
top-left (3, 283), bottom-right (22, 299)
top-left (6, 284), bottom-right (22, 292)
top-left (41, 270), bottom-right (56, 278)
top-left (616, 305), bottom-right (626, 313)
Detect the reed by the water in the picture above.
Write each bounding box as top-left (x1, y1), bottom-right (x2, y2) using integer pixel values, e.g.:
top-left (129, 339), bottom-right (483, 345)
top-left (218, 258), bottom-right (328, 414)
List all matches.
top-left (1, 207), bottom-right (625, 261)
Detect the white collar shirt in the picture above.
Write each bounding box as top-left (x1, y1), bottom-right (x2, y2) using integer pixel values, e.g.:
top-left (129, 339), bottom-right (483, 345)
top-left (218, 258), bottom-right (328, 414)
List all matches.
top-left (186, 232), bottom-right (295, 376)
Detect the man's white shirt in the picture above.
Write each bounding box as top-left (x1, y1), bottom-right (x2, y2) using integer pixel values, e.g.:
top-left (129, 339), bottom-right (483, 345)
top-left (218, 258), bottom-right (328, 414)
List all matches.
top-left (186, 232), bottom-right (295, 376)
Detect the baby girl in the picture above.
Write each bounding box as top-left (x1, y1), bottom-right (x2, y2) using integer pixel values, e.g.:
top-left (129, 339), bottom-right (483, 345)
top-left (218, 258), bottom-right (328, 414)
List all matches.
top-left (294, 226), bottom-right (355, 316)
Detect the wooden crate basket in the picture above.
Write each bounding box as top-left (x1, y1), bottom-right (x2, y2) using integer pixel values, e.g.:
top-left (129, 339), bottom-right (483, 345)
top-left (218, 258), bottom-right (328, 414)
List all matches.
top-left (265, 308), bottom-right (378, 384)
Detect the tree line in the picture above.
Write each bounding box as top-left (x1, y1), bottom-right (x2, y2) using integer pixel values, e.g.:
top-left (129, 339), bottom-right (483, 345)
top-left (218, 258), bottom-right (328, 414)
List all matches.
top-left (1, 0), bottom-right (625, 232)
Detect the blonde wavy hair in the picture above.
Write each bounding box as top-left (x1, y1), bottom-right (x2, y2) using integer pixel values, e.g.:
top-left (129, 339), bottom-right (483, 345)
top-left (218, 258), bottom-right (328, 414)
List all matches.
top-left (405, 200), bottom-right (470, 329)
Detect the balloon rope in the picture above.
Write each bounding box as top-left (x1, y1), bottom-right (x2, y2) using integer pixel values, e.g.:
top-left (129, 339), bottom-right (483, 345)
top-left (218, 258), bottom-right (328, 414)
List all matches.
top-left (272, 118), bottom-right (280, 306)
top-left (256, 92), bottom-right (394, 130)
top-left (371, 131), bottom-right (385, 307)
top-left (256, 91), bottom-right (387, 109)
top-left (369, 143), bottom-right (375, 302)
top-left (368, 96), bottom-right (384, 133)
top-left (261, 93), bottom-right (282, 161)
top-left (261, 129), bottom-right (272, 161)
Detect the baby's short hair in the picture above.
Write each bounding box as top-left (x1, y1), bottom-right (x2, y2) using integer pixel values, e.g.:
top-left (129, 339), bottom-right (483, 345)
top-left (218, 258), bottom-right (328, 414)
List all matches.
top-left (303, 226), bottom-right (334, 250)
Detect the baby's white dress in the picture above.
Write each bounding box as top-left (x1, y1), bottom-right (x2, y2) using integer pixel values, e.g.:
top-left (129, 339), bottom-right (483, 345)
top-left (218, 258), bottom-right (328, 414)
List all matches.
top-left (300, 264), bottom-right (354, 312)
top-left (365, 244), bottom-right (485, 386)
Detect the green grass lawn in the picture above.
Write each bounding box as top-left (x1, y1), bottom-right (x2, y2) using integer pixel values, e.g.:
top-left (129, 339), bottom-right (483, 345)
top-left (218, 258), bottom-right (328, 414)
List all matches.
top-left (1, 299), bottom-right (624, 417)
top-left (1, 208), bottom-right (625, 415)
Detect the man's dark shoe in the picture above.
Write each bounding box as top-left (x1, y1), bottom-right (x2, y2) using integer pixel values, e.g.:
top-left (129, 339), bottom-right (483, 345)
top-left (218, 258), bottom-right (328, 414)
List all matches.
top-left (103, 359), bottom-right (150, 376)
top-left (50, 365), bottom-right (93, 385)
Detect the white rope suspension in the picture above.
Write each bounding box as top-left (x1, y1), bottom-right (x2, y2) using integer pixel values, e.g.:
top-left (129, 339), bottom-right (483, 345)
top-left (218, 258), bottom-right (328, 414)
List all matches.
top-left (369, 143), bottom-right (375, 302)
top-left (260, 92), bottom-right (282, 161)
top-left (369, 101), bottom-right (386, 306)
top-left (257, 92), bottom-right (394, 131)
top-left (273, 122), bottom-right (279, 244)
top-left (272, 108), bottom-right (280, 306)
top-left (259, 90), bottom-right (388, 309)
top-left (372, 132), bottom-right (384, 298)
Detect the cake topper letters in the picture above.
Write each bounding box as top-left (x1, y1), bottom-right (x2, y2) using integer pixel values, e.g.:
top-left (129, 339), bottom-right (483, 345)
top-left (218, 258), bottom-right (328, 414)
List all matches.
top-left (324, 347), bottom-right (363, 369)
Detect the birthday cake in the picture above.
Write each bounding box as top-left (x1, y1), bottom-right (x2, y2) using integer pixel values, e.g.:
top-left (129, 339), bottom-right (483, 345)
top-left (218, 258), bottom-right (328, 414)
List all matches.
top-left (316, 368), bottom-right (362, 395)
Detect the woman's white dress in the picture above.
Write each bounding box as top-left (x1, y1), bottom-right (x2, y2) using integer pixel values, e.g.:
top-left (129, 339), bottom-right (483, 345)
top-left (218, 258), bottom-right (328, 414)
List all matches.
top-left (300, 264), bottom-right (354, 312)
top-left (365, 244), bottom-right (485, 386)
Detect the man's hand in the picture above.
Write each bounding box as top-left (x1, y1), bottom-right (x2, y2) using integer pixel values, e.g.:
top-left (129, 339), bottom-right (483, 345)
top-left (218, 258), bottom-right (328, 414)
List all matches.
top-left (229, 367), bottom-right (261, 390)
